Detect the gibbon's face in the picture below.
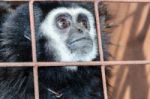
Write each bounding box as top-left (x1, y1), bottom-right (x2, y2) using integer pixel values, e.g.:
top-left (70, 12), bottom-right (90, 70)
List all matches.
top-left (40, 7), bottom-right (97, 64)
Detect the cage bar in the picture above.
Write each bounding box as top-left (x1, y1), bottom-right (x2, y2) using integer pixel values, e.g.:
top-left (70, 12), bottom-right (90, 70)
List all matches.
top-left (99, 0), bottom-right (150, 2)
top-left (0, 60), bottom-right (150, 67)
top-left (94, 1), bottom-right (108, 99)
top-left (1, 0), bottom-right (150, 2)
top-left (29, 1), bottom-right (39, 99)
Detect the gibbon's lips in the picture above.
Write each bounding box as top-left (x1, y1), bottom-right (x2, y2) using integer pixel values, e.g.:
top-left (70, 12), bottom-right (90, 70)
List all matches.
top-left (68, 37), bottom-right (92, 45)
top-left (67, 37), bottom-right (93, 54)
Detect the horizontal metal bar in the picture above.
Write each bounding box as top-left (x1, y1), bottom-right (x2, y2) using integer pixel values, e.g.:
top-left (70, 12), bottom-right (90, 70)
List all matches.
top-left (99, 0), bottom-right (150, 2)
top-left (0, 62), bottom-right (100, 67)
top-left (34, 0), bottom-right (94, 1)
top-left (0, 0), bottom-right (94, 2)
top-left (1, 0), bottom-right (29, 1)
top-left (1, 0), bottom-right (150, 2)
top-left (103, 60), bottom-right (150, 65)
top-left (0, 62), bottom-right (34, 67)
top-left (0, 61), bottom-right (150, 67)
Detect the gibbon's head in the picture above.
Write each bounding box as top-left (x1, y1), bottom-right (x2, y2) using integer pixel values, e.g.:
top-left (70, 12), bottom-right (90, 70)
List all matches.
top-left (39, 6), bottom-right (97, 70)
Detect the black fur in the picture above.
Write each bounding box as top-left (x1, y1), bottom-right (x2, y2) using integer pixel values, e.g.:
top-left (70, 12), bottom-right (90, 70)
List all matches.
top-left (0, 2), bottom-right (107, 99)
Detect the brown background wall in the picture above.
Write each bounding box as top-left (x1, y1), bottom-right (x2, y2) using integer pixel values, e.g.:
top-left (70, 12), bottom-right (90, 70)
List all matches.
top-left (105, 2), bottom-right (150, 99)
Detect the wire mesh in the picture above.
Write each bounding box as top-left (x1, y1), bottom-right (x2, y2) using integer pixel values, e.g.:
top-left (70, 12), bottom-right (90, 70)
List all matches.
top-left (0, 0), bottom-right (150, 99)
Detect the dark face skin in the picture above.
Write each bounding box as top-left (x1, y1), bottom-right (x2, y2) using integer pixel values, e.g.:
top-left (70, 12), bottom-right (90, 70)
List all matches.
top-left (55, 13), bottom-right (93, 55)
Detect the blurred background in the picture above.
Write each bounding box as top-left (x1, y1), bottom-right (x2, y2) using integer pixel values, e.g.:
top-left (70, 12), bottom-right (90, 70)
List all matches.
top-left (104, 2), bottom-right (150, 99)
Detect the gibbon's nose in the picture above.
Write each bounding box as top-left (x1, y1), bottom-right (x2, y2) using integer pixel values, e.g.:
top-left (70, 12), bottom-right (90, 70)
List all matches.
top-left (70, 27), bottom-right (84, 35)
top-left (69, 23), bottom-right (85, 34)
top-left (77, 28), bottom-right (84, 33)
top-left (75, 23), bottom-right (86, 34)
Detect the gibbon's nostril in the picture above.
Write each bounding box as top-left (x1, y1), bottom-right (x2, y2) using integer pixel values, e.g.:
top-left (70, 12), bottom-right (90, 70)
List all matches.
top-left (78, 28), bottom-right (83, 33)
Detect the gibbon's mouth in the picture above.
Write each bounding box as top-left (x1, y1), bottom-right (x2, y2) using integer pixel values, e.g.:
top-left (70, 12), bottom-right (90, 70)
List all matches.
top-left (68, 37), bottom-right (92, 45)
top-left (67, 37), bottom-right (93, 54)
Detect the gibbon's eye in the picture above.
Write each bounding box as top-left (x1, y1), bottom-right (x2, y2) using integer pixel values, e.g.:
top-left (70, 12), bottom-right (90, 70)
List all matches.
top-left (77, 14), bottom-right (89, 29)
top-left (56, 15), bottom-right (71, 29)
top-left (80, 19), bottom-right (88, 28)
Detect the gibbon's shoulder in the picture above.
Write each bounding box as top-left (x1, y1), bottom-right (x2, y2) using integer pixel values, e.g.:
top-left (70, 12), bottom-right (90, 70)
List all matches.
top-left (0, 4), bottom-right (32, 62)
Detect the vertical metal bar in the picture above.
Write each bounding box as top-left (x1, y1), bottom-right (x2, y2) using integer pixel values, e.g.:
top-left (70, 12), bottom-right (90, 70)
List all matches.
top-left (101, 66), bottom-right (108, 99)
top-left (33, 66), bottom-right (39, 99)
top-left (29, 1), bottom-right (40, 99)
top-left (94, 1), bottom-right (104, 61)
top-left (94, 0), bottom-right (108, 99)
top-left (29, 1), bottom-right (37, 62)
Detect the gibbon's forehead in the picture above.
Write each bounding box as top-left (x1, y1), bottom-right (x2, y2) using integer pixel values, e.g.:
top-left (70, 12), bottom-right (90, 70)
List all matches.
top-left (46, 7), bottom-right (94, 18)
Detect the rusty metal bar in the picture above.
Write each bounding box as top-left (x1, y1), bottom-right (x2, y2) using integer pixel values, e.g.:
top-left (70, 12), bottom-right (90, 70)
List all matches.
top-left (99, 0), bottom-right (150, 2)
top-left (101, 66), bottom-right (108, 99)
top-left (33, 66), bottom-right (39, 99)
top-left (34, 0), bottom-right (94, 1)
top-left (0, 61), bottom-right (150, 67)
top-left (102, 61), bottom-right (150, 65)
top-left (94, 0), bottom-right (104, 61)
top-left (29, 1), bottom-right (39, 99)
top-left (94, 0), bottom-right (108, 99)
top-left (0, 0), bottom-right (146, 2)
top-left (1, 0), bottom-right (150, 2)
top-left (1, 0), bottom-right (94, 1)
